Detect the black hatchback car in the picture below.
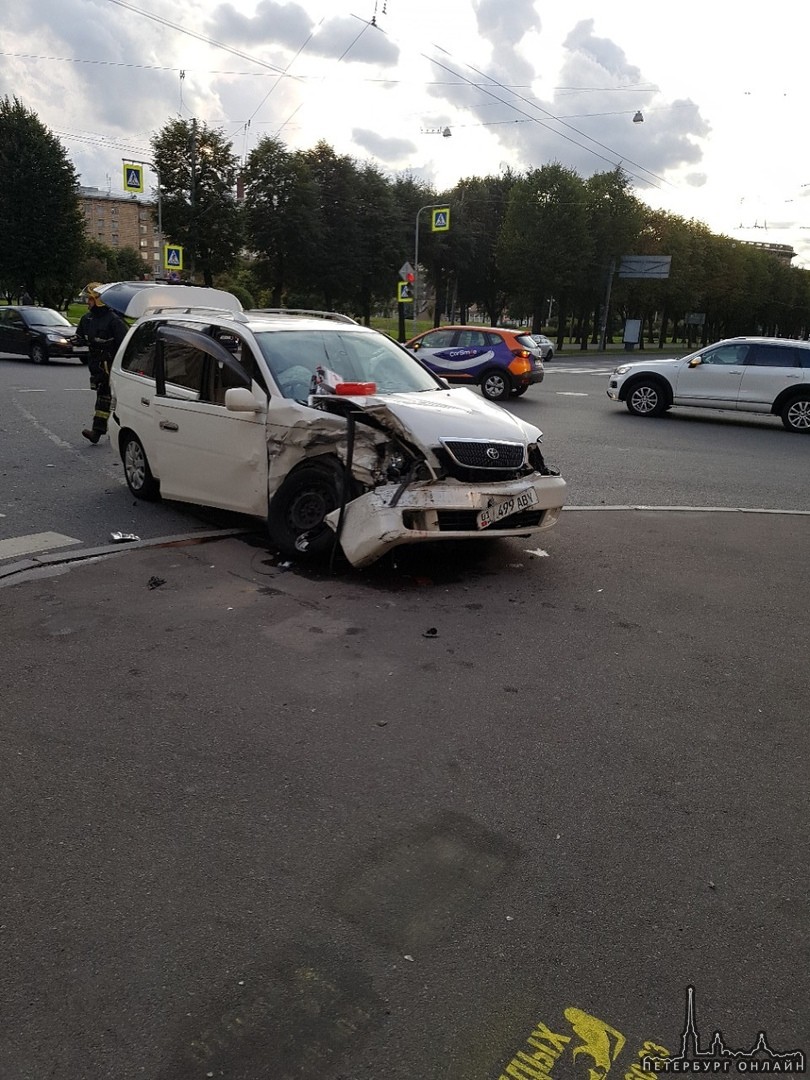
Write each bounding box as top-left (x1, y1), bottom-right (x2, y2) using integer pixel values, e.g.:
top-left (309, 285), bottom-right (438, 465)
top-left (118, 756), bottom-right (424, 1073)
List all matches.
top-left (0, 306), bottom-right (87, 364)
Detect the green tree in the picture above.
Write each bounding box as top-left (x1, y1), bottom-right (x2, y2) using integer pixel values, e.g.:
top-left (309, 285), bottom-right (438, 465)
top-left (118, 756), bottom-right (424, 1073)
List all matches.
top-left (151, 118), bottom-right (241, 286)
top-left (301, 141), bottom-right (362, 310)
top-left (435, 173), bottom-right (516, 325)
top-left (582, 168), bottom-right (644, 347)
top-left (499, 163), bottom-right (591, 338)
top-left (0, 96), bottom-right (85, 306)
top-left (351, 162), bottom-right (402, 324)
top-left (242, 137), bottom-right (322, 306)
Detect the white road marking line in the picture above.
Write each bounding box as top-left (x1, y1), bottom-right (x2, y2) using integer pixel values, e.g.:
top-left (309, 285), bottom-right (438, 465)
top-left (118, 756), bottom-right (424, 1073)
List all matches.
top-left (12, 400), bottom-right (125, 484)
top-left (16, 388), bottom-right (47, 393)
top-left (0, 532), bottom-right (82, 561)
top-left (14, 401), bottom-right (73, 450)
top-left (556, 391), bottom-right (588, 396)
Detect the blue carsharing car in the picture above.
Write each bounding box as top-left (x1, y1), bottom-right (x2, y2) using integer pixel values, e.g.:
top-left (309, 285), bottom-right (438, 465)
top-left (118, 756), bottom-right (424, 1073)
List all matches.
top-left (406, 324), bottom-right (545, 401)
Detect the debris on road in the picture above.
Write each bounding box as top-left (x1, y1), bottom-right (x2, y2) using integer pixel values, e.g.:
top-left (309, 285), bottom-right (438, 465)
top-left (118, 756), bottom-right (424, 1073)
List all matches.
top-left (147, 576), bottom-right (166, 590)
top-left (110, 532), bottom-right (140, 543)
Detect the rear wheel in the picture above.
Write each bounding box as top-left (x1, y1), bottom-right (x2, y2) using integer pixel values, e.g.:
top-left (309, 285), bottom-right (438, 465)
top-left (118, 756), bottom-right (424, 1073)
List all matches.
top-left (268, 459), bottom-right (348, 560)
top-left (480, 369), bottom-right (511, 401)
top-left (625, 378), bottom-right (668, 417)
top-left (121, 433), bottom-right (160, 500)
top-left (781, 394), bottom-right (810, 432)
top-left (31, 342), bottom-right (49, 365)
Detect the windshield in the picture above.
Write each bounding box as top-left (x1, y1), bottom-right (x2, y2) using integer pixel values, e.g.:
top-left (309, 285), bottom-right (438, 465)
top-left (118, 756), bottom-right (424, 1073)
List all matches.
top-left (255, 329), bottom-right (441, 400)
top-left (22, 308), bottom-right (71, 327)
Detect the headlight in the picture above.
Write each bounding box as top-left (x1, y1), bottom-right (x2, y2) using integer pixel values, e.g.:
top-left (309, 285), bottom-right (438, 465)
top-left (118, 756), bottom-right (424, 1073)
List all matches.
top-left (46, 333), bottom-right (68, 344)
top-left (613, 364), bottom-right (633, 375)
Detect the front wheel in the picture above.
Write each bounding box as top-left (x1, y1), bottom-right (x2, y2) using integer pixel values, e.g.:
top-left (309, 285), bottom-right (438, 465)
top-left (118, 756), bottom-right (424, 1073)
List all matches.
top-left (121, 433), bottom-right (160, 500)
top-left (268, 459), bottom-right (348, 561)
top-left (31, 343), bottom-right (49, 365)
top-left (781, 394), bottom-right (810, 432)
top-left (480, 369), bottom-right (511, 401)
top-left (625, 379), bottom-right (668, 417)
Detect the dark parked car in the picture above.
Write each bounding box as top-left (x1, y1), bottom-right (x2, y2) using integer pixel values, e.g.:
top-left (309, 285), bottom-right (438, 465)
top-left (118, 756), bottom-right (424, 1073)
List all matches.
top-left (0, 306), bottom-right (87, 364)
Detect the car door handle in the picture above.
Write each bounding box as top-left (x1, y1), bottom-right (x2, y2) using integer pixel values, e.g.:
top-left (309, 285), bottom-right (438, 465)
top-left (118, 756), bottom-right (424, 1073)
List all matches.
top-left (140, 397), bottom-right (151, 406)
top-left (159, 420), bottom-right (179, 431)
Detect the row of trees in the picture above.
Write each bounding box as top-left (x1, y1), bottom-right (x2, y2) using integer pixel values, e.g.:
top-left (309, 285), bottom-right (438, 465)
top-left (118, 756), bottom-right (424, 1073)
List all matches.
top-left (3, 95), bottom-right (810, 347)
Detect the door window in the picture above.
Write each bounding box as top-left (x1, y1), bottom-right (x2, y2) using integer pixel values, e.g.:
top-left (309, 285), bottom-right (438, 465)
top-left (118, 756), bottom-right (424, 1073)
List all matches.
top-left (456, 330), bottom-right (487, 347)
top-left (120, 322), bottom-right (158, 378)
top-left (163, 342), bottom-right (205, 399)
top-left (701, 343), bottom-right (749, 365)
top-left (745, 344), bottom-right (798, 368)
top-left (419, 329), bottom-right (456, 348)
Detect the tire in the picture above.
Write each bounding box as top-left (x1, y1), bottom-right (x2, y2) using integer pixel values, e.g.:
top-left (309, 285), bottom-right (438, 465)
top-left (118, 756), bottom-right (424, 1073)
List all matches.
top-left (268, 459), bottom-right (348, 561)
top-left (31, 342), bottom-right (49, 365)
top-left (546, 350), bottom-right (554, 362)
top-left (511, 385), bottom-right (530, 397)
top-left (480, 369), bottom-right (511, 401)
top-left (781, 394), bottom-right (810, 433)
top-left (625, 378), bottom-right (668, 417)
top-left (121, 433), bottom-right (160, 500)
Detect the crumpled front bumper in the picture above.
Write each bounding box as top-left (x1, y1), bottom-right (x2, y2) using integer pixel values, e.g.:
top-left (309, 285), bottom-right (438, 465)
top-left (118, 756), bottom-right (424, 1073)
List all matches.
top-left (325, 473), bottom-right (567, 567)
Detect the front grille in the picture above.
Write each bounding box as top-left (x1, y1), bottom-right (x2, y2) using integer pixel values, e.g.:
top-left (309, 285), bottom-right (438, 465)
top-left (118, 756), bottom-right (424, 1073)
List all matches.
top-left (436, 509), bottom-right (545, 532)
top-left (441, 439), bottom-right (525, 470)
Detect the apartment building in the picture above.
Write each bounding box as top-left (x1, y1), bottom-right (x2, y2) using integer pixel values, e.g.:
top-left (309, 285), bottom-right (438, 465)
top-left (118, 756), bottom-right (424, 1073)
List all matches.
top-left (78, 187), bottom-right (161, 276)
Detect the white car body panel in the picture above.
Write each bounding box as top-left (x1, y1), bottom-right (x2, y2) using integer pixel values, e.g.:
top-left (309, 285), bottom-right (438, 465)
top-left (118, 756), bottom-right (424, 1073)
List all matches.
top-left (326, 475), bottom-right (566, 567)
top-left (152, 392), bottom-right (268, 515)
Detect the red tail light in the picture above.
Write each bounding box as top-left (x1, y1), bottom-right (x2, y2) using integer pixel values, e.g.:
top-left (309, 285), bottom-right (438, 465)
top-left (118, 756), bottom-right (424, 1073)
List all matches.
top-left (510, 348), bottom-right (531, 359)
top-left (335, 382), bottom-right (377, 396)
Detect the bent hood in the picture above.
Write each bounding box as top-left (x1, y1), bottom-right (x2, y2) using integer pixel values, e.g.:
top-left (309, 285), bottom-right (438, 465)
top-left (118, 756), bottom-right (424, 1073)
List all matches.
top-left (359, 387), bottom-right (542, 447)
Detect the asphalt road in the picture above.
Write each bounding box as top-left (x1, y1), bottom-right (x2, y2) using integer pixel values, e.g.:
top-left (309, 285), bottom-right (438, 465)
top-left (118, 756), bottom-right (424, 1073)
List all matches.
top-left (1, 350), bottom-right (809, 1079)
top-left (2, 352), bottom-right (809, 563)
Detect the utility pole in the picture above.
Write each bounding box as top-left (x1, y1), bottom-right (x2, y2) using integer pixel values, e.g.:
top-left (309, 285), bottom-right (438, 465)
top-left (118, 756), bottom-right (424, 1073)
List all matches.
top-left (121, 158), bottom-right (162, 279)
top-left (189, 118), bottom-right (197, 279)
top-left (414, 203), bottom-right (449, 324)
top-left (599, 257), bottom-right (616, 352)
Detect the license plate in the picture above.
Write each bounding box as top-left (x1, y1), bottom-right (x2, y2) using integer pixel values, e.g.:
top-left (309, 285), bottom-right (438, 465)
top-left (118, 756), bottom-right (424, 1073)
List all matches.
top-left (477, 488), bottom-right (539, 529)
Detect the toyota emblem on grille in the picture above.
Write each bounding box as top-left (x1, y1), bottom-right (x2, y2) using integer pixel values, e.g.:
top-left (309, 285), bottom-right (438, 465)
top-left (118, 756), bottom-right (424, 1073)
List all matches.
top-left (486, 447), bottom-right (500, 460)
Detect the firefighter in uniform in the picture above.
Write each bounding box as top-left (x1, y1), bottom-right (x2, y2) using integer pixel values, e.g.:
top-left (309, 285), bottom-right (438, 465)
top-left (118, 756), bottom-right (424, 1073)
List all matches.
top-left (75, 283), bottom-right (128, 443)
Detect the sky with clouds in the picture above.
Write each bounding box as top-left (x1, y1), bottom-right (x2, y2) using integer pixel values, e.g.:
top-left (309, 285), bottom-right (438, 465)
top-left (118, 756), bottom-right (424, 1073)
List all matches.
top-left (4, 0), bottom-right (810, 265)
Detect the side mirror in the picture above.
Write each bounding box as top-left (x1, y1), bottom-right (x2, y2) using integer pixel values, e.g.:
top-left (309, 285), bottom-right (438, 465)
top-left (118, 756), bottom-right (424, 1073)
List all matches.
top-left (225, 386), bottom-right (264, 413)
top-left (410, 342), bottom-right (420, 350)
top-left (688, 357), bottom-right (702, 368)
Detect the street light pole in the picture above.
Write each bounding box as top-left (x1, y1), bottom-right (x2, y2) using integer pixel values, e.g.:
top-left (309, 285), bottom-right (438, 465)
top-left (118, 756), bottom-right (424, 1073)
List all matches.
top-left (122, 157), bottom-right (162, 279)
top-left (414, 202), bottom-right (447, 323)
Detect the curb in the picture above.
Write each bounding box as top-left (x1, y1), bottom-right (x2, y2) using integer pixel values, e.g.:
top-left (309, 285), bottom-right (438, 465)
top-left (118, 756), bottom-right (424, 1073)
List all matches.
top-left (0, 527), bottom-right (254, 586)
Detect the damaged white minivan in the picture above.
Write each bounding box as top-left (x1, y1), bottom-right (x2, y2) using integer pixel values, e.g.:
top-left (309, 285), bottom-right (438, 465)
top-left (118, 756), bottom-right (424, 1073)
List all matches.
top-left (105, 283), bottom-right (566, 567)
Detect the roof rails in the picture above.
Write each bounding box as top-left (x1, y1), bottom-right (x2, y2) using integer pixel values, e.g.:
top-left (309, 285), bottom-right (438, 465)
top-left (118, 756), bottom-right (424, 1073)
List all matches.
top-left (246, 308), bottom-right (358, 325)
top-left (146, 306), bottom-right (250, 322)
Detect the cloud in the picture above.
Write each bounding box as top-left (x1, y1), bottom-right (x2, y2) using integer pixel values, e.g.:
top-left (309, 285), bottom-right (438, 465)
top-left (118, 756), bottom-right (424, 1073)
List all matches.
top-left (306, 18), bottom-right (399, 65)
top-left (562, 19), bottom-right (642, 81)
top-left (207, 0), bottom-right (313, 50)
top-left (351, 129), bottom-right (416, 165)
top-left (473, 0), bottom-right (541, 47)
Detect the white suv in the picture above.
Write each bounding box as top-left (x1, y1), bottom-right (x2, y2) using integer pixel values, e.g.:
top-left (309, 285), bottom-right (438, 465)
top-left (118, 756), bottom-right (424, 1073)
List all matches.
top-left (606, 337), bottom-right (810, 432)
top-left (105, 283), bottom-right (567, 567)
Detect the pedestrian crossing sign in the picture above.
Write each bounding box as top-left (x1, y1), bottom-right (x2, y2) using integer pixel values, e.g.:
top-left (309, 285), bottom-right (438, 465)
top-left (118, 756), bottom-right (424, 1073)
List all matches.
top-left (123, 163), bottom-right (144, 193)
top-left (164, 245), bottom-right (184, 271)
top-left (431, 207), bottom-right (450, 232)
